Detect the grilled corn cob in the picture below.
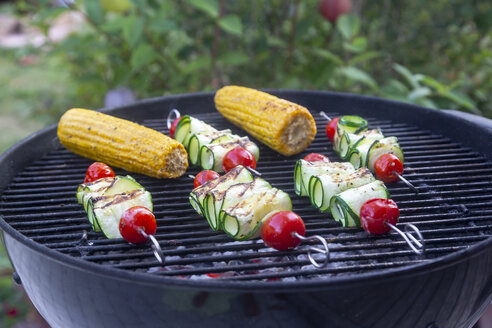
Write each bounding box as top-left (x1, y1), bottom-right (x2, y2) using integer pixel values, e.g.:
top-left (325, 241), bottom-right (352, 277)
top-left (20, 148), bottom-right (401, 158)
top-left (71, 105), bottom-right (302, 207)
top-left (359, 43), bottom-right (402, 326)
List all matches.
top-left (58, 108), bottom-right (188, 178)
top-left (214, 86), bottom-right (317, 156)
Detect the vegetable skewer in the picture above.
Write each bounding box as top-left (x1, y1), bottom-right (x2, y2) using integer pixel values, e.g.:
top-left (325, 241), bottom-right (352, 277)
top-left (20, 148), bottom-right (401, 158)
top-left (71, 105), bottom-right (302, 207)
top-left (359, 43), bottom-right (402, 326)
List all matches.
top-left (167, 109), bottom-right (260, 174)
top-left (298, 154), bottom-right (424, 254)
top-left (319, 111), bottom-right (418, 194)
top-left (190, 168), bottom-right (330, 268)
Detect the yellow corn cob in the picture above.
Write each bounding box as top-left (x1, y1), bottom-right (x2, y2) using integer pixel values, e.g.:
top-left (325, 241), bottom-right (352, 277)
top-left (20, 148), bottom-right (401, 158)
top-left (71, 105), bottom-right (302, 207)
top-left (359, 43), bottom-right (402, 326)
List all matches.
top-left (214, 86), bottom-right (317, 156)
top-left (57, 108), bottom-right (188, 178)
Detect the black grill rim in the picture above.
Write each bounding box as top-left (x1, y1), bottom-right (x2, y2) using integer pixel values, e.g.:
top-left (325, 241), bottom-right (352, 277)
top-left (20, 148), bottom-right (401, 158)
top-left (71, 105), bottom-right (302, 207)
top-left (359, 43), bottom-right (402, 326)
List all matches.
top-left (1, 89), bottom-right (491, 292)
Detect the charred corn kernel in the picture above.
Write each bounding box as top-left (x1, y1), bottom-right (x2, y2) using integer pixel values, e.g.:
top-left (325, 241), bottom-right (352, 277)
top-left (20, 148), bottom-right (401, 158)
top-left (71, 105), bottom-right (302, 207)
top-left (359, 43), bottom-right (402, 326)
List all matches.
top-left (214, 86), bottom-right (317, 156)
top-left (58, 108), bottom-right (188, 178)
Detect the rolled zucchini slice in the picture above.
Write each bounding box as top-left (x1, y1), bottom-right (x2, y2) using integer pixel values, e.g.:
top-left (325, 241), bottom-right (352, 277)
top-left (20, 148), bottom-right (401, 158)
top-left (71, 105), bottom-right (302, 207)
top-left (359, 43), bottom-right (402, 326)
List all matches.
top-left (91, 189), bottom-right (153, 239)
top-left (367, 137), bottom-right (404, 172)
top-left (309, 168), bottom-right (376, 211)
top-left (199, 137), bottom-right (260, 172)
top-left (189, 165), bottom-right (254, 226)
top-left (188, 130), bottom-right (232, 166)
top-left (205, 178), bottom-right (272, 231)
top-left (329, 180), bottom-right (389, 227)
top-left (333, 115), bottom-right (368, 153)
top-left (222, 188), bottom-right (292, 241)
top-left (174, 115), bottom-right (216, 148)
top-left (294, 159), bottom-right (355, 196)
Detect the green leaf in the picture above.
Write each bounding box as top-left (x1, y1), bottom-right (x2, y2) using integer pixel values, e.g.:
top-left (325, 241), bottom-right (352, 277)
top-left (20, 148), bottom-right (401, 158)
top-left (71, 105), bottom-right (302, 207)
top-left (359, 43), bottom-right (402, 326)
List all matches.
top-left (218, 51), bottom-right (250, 66)
top-left (336, 14), bottom-right (360, 40)
top-left (187, 0), bottom-right (219, 18)
top-left (101, 17), bottom-right (127, 33)
top-left (266, 35), bottom-right (287, 47)
top-left (338, 66), bottom-right (378, 91)
top-left (123, 16), bottom-right (145, 49)
top-left (442, 90), bottom-right (480, 114)
top-left (348, 51), bottom-right (382, 65)
top-left (393, 63), bottom-right (420, 89)
top-left (183, 54), bottom-right (211, 74)
top-left (343, 37), bottom-right (367, 53)
top-left (408, 87), bottom-right (432, 101)
top-left (311, 48), bottom-right (344, 66)
top-left (84, 0), bottom-right (104, 25)
top-left (148, 19), bottom-right (178, 34)
top-left (130, 43), bottom-right (157, 70)
top-left (218, 15), bottom-right (243, 36)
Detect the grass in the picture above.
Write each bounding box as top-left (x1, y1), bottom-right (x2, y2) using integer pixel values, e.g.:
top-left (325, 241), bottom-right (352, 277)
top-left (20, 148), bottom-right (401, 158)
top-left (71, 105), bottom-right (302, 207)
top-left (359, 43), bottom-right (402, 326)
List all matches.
top-left (0, 49), bottom-right (75, 154)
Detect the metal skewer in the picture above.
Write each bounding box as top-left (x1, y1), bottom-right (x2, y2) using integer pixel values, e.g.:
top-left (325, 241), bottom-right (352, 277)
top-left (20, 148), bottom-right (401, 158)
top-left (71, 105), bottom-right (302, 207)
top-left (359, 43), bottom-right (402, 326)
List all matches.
top-left (167, 108), bottom-right (181, 130)
top-left (139, 228), bottom-right (165, 264)
top-left (386, 223), bottom-right (425, 255)
top-left (293, 232), bottom-right (330, 268)
top-left (319, 111), bottom-right (332, 122)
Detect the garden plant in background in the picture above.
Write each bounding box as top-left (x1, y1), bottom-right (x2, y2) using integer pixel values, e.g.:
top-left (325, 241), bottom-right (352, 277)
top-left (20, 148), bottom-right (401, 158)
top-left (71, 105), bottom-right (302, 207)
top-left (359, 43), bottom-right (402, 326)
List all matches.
top-left (0, 0), bottom-right (491, 326)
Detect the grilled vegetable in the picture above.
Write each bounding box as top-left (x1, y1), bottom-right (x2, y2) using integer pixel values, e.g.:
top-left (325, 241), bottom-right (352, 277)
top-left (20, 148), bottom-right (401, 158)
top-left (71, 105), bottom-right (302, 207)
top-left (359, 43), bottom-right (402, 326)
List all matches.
top-left (294, 159), bottom-right (354, 196)
top-left (174, 114), bottom-right (260, 172)
top-left (58, 108), bottom-right (188, 179)
top-left (77, 175), bottom-right (153, 238)
top-left (261, 211), bottom-right (305, 251)
top-left (119, 206), bottom-right (157, 244)
top-left (360, 198), bottom-right (399, 235)
top-left (222, 188), bottom-right (292, 240)
top-left (190, 165), bottom-right (292, 240)
top-left (309, 167), bottom-right (376, 212)
top-left (215, 86), bottom-right (317, 156)
top-left (330, 115), bottom-right (405, 177)
top-left (189, 165), bottom-right (254, 227)
top-left (329, 180), bottom-right (389, 227)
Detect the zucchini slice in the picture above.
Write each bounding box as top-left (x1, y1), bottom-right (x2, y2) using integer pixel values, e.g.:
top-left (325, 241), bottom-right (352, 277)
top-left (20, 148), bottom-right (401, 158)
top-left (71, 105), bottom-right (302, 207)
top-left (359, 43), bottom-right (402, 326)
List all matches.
top-left (91, 189), bottom-right (153, 239)
top-left (189, 165), bottom-right (254, 223)
top-left (199, 137), bottom-right (260, 172)
top-left (174, 115), bottom-right (216, 148)
top-left (309, 168), bottom-right (376, 211)
top-left (329, 180), bottom-right (389, 227)
top-left (188, 130), bottom-right (232, 166)
top-left (222, 188), bottom-right (292, 241)
top-left (367, 137), bottom-right (404, 172)
top-left (294, 159), bottom-right (355, 196)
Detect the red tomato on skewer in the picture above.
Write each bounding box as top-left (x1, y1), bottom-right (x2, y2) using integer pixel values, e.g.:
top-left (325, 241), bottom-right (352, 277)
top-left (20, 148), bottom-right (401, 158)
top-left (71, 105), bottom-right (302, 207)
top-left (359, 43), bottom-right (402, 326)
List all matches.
top-left (359, 198), bottom-right (399, 235)
top-left (119, 206), bottom-right (157, 244)
top-left (169, 117), bottom-right (181, 139)
top-left (303, 153), bottom-right (330, 163)
top-left (374, 154), bottom-right (404, 183)
top-left (222, 147), bottom-right (256, 173)
top-left (84, 162), bottom-right (115, 183)
top-left (194, 170), bottom-right (220, 188)
top-left (261, 211), bottom-right (305, 251)
top-left (325, 117), bottom-right (340, 142)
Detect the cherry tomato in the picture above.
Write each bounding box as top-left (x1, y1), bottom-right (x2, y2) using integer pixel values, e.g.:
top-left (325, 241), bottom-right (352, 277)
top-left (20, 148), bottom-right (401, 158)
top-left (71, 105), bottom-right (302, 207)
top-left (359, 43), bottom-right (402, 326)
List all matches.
top-left (119, 206), bottom-right (157, 244)
top-left (261, 211), bottom-right (305, 251)
top-left (194, 170), bottom-right (220, 188)
top-left (374, 154), bottom-right (404, 183)
top-left (84, 162), bottom-right (115, 183)
top-left (325, 117), bottom-right (340, 142)
top-left (303, 153), bottom-right (330, 163)
top-left (222, 147), bottom-right (256, 173)
top-left (360, 198), bottom-right (399, 235)
top-left (169, 117), bottom-right (181, 139)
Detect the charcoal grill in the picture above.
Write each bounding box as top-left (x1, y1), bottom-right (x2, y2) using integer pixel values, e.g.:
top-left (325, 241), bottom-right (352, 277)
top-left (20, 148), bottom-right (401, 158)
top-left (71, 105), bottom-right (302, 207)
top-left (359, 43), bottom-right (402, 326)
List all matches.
top-left (0, 90), bottom-right (491, 328)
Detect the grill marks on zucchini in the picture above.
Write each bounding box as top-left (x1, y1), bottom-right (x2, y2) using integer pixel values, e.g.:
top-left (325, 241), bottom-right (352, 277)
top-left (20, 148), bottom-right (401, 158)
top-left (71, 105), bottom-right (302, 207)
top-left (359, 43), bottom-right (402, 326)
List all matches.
top-left (189, 165), bottom-right (292, 240)
top-left (174, 115), bottom-right (259, 172)
top-left (294, 159), bottom-right (389, 227)
top-left (76, 176), bottom-right (152, 239)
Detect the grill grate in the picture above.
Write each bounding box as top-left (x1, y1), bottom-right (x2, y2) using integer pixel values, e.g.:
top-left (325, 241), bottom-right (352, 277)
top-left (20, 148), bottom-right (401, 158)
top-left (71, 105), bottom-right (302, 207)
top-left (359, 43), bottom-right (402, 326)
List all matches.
top-left (1, 111), bottom-right (491, 282)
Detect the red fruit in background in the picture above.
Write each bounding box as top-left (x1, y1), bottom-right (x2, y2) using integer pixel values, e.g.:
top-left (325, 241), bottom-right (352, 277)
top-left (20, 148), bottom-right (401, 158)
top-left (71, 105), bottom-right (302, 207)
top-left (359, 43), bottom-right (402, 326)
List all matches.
top-left (318, 0), bottom-right (352, 23)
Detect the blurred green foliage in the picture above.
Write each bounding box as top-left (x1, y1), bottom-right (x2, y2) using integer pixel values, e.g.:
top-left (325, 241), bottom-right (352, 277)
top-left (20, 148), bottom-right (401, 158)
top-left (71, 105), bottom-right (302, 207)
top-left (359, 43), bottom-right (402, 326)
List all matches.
top-left (12, 0), bottom-right (491, 119)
